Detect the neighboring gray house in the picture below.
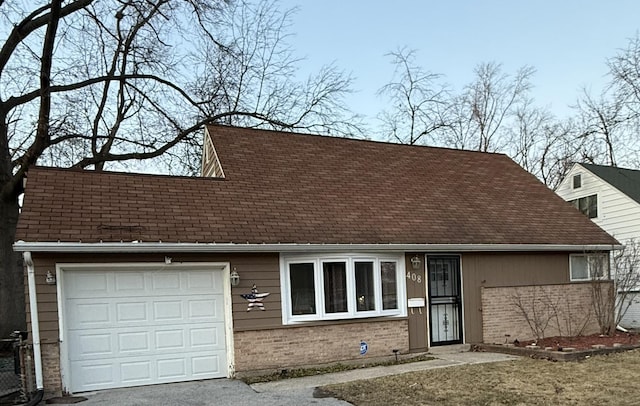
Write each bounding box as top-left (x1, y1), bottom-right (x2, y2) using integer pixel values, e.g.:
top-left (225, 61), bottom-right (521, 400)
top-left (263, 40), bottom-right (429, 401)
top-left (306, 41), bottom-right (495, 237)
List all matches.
top-left (556, 162), bottom-right (640, 328)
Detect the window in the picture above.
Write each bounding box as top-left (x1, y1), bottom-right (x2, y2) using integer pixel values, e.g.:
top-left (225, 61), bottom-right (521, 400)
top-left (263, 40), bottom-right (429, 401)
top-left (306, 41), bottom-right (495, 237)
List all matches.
top-left (381, 261), bottom-right (398, 310)
top-left (323, 262), bottom-right (347, 313)
top-left (570, 253), bottom-right (609, 281)
top-left (568, 194), bottom-right (598, 218)
top-left (289, 263), bottom-right (316, 315)
top-left (283, 255), bottom-right (404, 323)
top-left (355, 261), bottom-right (375, 311)
top-left (573, 174), bottom-right (582, 189)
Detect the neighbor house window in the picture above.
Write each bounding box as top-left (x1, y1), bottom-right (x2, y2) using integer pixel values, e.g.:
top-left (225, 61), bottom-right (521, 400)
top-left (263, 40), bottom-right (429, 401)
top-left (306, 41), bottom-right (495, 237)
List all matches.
top-left (573, 174), bottom-right (582, 189)
top-left (283, 255), bottom-right (405, 323)
top-left (568, 194), bottom-right (598, 218)
top-left (570, 253), bottom-right (609, 281)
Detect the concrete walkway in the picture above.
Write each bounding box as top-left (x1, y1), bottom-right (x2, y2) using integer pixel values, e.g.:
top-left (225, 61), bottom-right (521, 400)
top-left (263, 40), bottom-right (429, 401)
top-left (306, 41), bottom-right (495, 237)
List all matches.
top-left (251, 345), bottom-right (520, 404)
top-left (49, 346), bottom-right (519, 406)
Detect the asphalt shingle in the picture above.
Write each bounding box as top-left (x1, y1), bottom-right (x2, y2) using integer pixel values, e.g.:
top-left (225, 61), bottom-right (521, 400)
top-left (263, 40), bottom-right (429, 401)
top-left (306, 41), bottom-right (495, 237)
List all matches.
top-left (15, 125), bottom-right (617, 246)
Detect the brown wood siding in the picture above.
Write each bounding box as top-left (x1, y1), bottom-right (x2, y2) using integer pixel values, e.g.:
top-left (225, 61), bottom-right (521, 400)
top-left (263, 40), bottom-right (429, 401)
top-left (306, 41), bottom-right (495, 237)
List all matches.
top-left (461, 252), bottom-right (571, 343)
top-left (27, 252), bottom-right (282, 343)
top-left (405, 253), bottom-right (428, 351)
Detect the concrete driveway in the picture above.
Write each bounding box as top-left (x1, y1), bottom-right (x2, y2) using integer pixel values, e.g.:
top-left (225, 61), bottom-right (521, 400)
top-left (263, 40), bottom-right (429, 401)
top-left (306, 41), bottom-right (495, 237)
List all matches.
top-left (59, 379), bottom-right (348, 406)
top-left (54, 348), bottom-right (517, 406)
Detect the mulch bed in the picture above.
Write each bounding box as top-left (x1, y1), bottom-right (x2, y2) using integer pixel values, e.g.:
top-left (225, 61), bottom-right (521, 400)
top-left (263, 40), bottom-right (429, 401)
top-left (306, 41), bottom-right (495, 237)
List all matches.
top-left (474, 332), bottom-right (640, 362)
top-left (516, 332), bottom-right (640, 351)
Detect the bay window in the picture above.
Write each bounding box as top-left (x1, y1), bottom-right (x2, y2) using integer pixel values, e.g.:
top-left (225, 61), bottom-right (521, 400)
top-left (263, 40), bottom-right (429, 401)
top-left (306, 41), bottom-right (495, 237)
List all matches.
top-left (282, 254), bottom-right (405, 323)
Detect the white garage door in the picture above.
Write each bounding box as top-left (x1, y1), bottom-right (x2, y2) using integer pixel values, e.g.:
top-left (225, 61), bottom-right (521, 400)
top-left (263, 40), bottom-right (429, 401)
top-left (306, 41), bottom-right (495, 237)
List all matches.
top-left (63, 267), bottom-right (229, 393)
top-left (619, 292), bottom-right (640, 329)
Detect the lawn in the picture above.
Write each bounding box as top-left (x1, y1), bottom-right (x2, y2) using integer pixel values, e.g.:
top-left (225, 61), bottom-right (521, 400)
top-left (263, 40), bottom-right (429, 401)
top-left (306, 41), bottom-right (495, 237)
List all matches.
top-left (322, 349), bottom-right (640, 405)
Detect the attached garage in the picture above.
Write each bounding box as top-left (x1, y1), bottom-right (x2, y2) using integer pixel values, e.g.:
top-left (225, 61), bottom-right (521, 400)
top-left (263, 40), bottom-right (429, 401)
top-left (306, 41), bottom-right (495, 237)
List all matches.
top-left (59, 264), bottom-right (233, 393)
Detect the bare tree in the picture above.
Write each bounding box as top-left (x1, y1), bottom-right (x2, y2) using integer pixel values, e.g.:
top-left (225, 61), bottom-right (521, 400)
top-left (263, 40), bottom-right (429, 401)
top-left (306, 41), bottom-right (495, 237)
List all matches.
top-left (536, 120), bottom-right (582, 189)
top-left (588, 244), bottom-right (640, 335)
top-left (376, 48), bottom-right (448, 145)
top-left (612, 242), bottom-right (640, 328)
top-left (448, 62), bottom-right (535, 152)
top-left (573, 88), bottom-right (632, 167)
top-left (0, 0), bottom-right (360, 336)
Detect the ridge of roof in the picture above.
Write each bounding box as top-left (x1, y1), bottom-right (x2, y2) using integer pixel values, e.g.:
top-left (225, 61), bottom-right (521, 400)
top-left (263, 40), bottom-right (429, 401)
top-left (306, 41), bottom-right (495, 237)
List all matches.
top-left (579, 163), bottom-right (640, 206)
top-left (205, 124), bottom-right (509, 158)
top-left (26, 166), bottom-right (226, 181)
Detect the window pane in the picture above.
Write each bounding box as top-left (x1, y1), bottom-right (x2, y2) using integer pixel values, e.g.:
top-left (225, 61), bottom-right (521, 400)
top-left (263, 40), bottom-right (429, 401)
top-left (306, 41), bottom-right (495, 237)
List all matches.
top-left (355, 262), bottom-right (375, 311)
top-left (569, 199), bottom-right (578, 209)
top-left (578, 197), bottom-right (589, 216)
top-left (571, 256), bottom-right (589, 280)
top-left (290, 263), bottom-right (316, 315)
top-left (381, 261), bottom-right (398, 310)
top-left (323, 262), bottom-right (347, 313)
top-left (573, 174), bottom-right (581, 189)
top-left (589, 255), bottom-right (607, 278)
top-left (588, 195), bottom-right (598, 218)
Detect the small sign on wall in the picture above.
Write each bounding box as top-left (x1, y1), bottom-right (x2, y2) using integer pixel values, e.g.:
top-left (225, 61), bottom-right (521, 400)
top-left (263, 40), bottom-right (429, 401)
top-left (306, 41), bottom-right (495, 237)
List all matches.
top-left (408, 297), bottom-right (425, 308)
top-left (360, 341), bottom-right (368, 355)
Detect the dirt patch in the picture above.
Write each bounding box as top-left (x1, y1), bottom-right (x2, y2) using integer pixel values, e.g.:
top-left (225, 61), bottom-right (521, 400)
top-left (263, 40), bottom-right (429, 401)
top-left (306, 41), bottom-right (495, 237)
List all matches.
top-left (516, 332), bottom-right (640, 351)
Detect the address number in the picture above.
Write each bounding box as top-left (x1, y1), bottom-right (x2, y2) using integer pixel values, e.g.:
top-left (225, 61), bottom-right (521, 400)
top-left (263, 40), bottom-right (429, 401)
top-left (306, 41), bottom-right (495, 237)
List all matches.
top-left (406, 272), bottom-right (422, 283)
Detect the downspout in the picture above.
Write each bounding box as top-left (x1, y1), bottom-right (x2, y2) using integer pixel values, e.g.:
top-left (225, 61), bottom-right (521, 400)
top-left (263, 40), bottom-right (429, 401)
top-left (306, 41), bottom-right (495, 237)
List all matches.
top-left (24, 251), bottom-right (45, 401)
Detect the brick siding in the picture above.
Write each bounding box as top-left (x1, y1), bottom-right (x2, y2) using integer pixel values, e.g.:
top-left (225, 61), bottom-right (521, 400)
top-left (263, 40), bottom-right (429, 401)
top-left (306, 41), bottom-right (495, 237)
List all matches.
top-left (481, 283), bottom-right (610, 344)
top-left (233, 319), bottom-right (409, 372)
top-left (41, 342), bottom-right (62, 397)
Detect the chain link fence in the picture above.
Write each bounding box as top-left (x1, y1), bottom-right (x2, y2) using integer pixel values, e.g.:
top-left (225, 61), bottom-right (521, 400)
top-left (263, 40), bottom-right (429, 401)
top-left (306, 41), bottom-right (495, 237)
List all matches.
top-left (0, 332), bottom-right (35, 406)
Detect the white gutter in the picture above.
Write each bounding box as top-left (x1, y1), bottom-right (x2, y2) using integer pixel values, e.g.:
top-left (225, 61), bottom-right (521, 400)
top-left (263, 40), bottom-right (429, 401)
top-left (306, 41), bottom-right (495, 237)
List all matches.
top-left (13, 241), bottom-right (623, 253)
top-left (24, 251), bottom-right (43, 390)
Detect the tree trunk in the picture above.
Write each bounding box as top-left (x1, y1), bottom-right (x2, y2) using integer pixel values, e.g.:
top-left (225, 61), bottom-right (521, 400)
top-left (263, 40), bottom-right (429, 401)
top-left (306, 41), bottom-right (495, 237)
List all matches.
top-left (0, 194), bottom-right (24, 337)
top-left (0, 110), bottom-right (26, 337)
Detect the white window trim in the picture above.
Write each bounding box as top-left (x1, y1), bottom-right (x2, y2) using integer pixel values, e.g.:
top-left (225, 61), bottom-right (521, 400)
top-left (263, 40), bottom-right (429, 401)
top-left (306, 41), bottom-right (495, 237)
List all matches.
top-left (280, 253), bottom-right (407, 324)
top-left (569, 253), bottom-right (609, 281)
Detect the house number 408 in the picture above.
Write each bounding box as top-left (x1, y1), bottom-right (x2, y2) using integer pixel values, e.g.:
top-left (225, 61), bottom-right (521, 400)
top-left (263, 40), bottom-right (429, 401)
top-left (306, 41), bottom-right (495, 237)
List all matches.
top-left (406, 272), bottom-right (422, 283)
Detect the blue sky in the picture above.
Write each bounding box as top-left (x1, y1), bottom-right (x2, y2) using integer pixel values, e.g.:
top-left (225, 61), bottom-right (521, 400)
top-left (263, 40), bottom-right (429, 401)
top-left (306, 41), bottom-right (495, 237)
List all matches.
top-left (279, 0), bottom-right (640, 129)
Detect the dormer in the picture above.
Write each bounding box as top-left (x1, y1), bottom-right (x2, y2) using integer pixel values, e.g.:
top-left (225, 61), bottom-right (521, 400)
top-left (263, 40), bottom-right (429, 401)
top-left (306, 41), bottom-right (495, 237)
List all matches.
top-left (201, 126), bottom-right (225, 178)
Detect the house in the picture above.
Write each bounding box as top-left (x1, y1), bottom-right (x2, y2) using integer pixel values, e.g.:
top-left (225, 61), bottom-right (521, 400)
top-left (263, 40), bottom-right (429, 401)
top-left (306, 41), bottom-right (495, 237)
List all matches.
top-left (14, 125), bottom-right (618, 397)
top-left (556, 162), bottom-right (640, 328)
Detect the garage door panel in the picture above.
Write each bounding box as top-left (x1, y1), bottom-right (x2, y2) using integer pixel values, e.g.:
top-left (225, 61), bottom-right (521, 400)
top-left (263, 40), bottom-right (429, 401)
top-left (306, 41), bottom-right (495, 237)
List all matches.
top-left (114, 272), bottom-right (146, 292)
top-left (71, 302), bottom-right (111, 326)
top-left (192, 354), bottom-right (222, 376)
top-left (69, 322), bottom-right (226, 361)
top-left (116, 302), bottom-right (148, 323)
top-left (153, 301), bottom-right (183, 321)
top-left (155, 329), bottom-right (185, 350)
top-left (157, 358), bottom-right (187, 379)
top-left (120, 360), bottom-right (152, 384)
top-left (151, 272), bottom-right (181, 291)
top-left (118, 331), bottom-right (150, 353)
top-left (70, 351), bottom-right (227, 391)
top-left (69, 332), bottom-right (114, 359)
top-left (64, 268), bottom-right (229, 392)
top-left (67, 296), bottom-right (224, 329)
top-left (67, 273), bottom-right (110, 298)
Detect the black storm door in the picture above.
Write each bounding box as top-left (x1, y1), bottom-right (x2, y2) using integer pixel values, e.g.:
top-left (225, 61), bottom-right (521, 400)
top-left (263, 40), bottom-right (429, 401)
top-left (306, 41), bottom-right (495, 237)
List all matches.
top-left (427, 256), bottom-right (463, 345)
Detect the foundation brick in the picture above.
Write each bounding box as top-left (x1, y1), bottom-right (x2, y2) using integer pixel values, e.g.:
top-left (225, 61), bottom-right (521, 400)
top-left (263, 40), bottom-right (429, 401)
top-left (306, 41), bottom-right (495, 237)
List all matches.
top-left (233, 319), bottom-right (409, 372)
top-left (481, 283), bottom-right (609, 344)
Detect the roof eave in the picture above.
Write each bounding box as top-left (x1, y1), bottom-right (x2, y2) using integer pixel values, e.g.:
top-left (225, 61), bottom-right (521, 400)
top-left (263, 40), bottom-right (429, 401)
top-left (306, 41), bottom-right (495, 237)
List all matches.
top-left (13, 241), bottom-right (622, 253)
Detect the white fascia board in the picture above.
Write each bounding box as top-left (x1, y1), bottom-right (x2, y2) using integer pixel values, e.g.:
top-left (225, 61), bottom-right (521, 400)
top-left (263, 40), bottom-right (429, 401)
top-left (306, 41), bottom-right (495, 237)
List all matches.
top-left (13, 241), bottom-right (623, 253)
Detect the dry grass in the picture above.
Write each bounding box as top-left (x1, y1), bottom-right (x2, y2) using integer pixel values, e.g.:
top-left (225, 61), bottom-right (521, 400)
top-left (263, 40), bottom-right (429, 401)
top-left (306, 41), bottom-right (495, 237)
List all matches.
top-left (323, 349), bottom-right (640, 405)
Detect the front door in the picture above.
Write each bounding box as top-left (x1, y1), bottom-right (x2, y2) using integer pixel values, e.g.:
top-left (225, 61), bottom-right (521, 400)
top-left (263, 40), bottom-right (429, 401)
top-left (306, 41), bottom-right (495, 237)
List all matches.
top-left (427, 256), bottom-right (463, 345)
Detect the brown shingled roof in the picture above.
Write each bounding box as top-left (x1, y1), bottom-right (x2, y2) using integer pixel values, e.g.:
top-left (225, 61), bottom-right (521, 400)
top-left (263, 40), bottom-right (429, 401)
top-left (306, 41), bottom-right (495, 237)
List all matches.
top-left (16, 125), bottom-right (617, 246)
